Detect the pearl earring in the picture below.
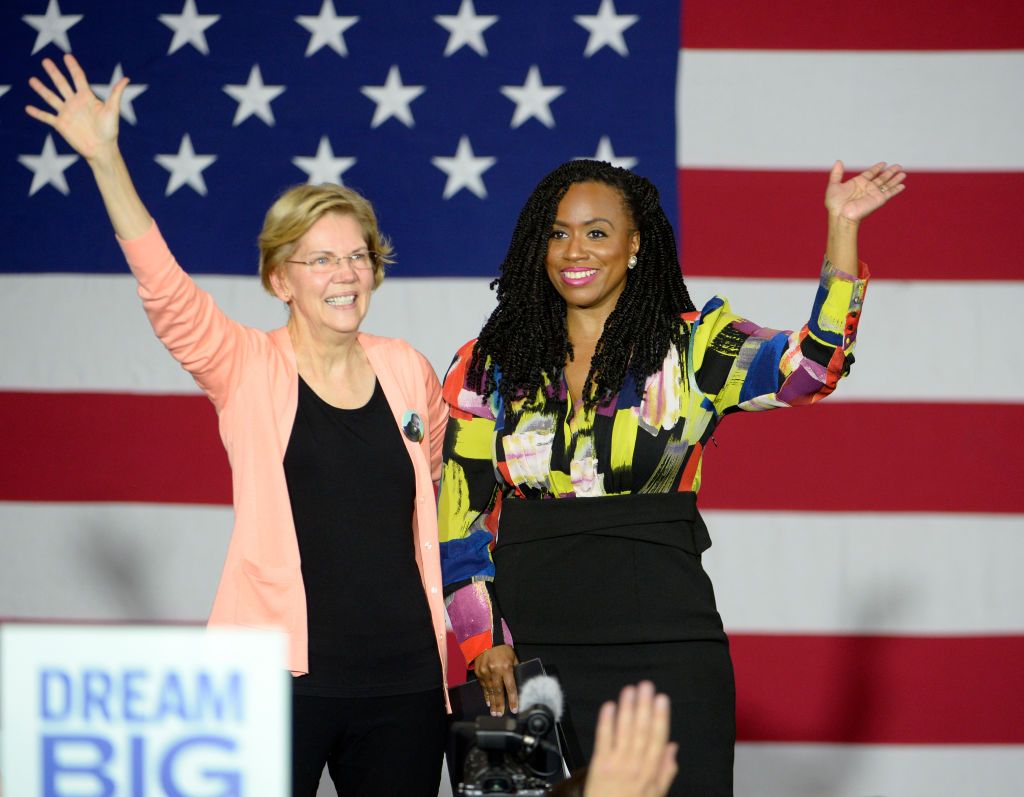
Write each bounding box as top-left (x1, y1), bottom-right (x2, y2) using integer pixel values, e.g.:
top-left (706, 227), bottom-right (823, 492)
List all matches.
top-left (627, 255), bottom-right (637, 270)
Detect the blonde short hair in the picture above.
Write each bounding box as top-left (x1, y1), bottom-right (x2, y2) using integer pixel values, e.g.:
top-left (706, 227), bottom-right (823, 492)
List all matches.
top-left (258, 183), bottom-right (394, 295)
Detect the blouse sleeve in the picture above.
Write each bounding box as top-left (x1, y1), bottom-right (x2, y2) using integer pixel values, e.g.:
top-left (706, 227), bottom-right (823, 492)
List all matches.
top-left (692, 257), bottom-right (869, 415)
top-left (437, 340), bottom-right (512, 665)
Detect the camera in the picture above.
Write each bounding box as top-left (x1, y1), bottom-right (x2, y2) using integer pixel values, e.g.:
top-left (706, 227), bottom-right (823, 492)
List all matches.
top-left (452, 675), bottom-right (565, 796)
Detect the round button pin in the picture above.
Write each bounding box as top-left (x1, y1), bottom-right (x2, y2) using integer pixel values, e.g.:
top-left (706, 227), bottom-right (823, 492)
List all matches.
top-left (401, 410), bottom-right (424, 442)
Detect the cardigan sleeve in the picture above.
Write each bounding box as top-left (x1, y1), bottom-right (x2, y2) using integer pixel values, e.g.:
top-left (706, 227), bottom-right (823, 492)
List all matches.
top-left (437, 339), bottom-right (512, 665)
top-left (118, 222), bottom-right (250, 412)
top-left (691, 257), bottom-right (870, 416)
top-left (420, 349), bottom-right (449, 485)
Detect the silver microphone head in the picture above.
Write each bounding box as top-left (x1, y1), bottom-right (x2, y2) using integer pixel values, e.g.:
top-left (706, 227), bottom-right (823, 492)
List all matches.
top-left (518, 674), bottom-right (563, 722)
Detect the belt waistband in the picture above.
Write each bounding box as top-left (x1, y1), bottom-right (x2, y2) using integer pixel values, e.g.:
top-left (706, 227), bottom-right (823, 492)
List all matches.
top-left (496, 491), bottom-right (712, 556)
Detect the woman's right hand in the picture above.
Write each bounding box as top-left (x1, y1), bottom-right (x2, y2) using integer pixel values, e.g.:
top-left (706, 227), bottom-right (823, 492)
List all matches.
top-left (26, 54), bottom-right (127, 164)
top-left (473, 644), bottom-right (519, 717)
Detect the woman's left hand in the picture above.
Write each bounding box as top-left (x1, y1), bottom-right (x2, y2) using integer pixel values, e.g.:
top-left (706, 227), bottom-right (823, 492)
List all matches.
top-left (825, 160), bottom-right (906, 224)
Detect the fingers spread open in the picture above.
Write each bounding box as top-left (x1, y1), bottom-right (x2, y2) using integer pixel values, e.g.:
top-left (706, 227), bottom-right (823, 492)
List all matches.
top-left (109, 77), bottom-right (130, 110)
top-left (24, 105), bottom-right (57, 126)
top-left (28, 76), bottom-right (63, 112)
top-left (859, 161), bottom-right (887, 181)
top-left (42, 58), bottom-right (74, 101)
top-left (64, 53), bottom-right (90, 92)
top-left (828, 160), bottom-right (844, 185)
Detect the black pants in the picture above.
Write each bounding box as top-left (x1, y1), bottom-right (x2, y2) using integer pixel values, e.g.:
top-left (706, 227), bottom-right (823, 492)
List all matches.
top-left (291, 687), bottom-right (446, 796)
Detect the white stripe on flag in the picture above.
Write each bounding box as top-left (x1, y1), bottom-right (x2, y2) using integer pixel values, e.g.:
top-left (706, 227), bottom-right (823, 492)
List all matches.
top-left (677, 50), bottom-right (1024, 169)
top-left (704, 510), bottom-right (1024, 634)
top-left (0, 502), bottom-right (229, 622)
top-left (3, 503), bottom-right (1022, 636)
top-left (735, 742), bottom-right (1024, 797)
top-left (3, 274), bottom-right (1022, 402)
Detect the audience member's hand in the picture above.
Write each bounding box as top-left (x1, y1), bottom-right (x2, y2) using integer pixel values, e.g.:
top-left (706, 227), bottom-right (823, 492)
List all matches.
top-left (583, 681), bottom-right (678, 797)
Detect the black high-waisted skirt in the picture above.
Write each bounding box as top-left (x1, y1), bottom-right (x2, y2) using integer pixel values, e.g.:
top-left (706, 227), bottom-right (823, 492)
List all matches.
top-left (493, 492), bottom-right (735, 797)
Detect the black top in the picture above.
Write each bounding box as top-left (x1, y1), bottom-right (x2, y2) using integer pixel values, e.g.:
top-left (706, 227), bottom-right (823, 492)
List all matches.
top-left (285, 377), bottom-right (441, 697)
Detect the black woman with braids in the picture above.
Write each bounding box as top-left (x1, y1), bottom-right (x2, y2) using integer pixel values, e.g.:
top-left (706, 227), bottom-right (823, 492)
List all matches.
top-left (438, 158), bottom-right (905, 796)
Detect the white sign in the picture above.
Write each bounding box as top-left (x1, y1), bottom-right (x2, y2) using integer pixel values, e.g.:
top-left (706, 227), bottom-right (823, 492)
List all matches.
top-left (1, 624), bottom-right (289, 796)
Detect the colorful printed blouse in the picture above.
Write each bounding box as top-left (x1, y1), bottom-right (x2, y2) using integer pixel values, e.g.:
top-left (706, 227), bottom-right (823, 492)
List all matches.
top-left (439, 258), bottom-right (869, 665)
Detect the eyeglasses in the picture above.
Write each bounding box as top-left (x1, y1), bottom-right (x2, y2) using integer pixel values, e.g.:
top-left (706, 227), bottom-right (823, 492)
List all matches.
top-left (284, 250), bottom-right (377, 273)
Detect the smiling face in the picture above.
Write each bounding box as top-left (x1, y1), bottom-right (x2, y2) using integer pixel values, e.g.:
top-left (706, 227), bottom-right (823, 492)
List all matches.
top-left (545, 181), bottom-right (639, 315)
top-left (270, 212), bottom-right (375, 340)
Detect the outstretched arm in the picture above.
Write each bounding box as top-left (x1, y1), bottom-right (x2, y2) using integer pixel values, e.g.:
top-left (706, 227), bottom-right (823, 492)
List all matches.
top-left (27, 54), bottom-right (249, 410)
top-left (824, 160), bottom-right (906, 275)
top-left (26, 54), bottom-right (151, 240)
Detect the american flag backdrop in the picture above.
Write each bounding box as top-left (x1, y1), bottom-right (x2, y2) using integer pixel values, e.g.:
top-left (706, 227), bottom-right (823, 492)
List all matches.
top-left (1, 1), bottom-right (1023, 795)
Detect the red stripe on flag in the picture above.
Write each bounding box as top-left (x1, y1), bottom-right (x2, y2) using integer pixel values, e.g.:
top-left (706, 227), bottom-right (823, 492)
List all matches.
top-left (681, 0), bottom-right (1024, 50)
top-left (732, 633), bottom-right (1024, 743)
top-left (3, 392), bottom-right (1021, 513)
top-left (679, 169), bottom-right (1023, 281)
top-left (700, 401), bottom-right (1023, 514)
top-left (1, 391), bottom-right (231, 505)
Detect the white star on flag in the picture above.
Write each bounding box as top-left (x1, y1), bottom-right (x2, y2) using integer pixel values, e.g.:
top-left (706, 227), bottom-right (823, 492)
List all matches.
top-left (434, 0), bottom-right (499, 57)
top-left (574, 0), bottom-right (639, 57)
top-left (500, 65), bottom-right (566, 129)
top-left (296, 0), bottom-right (359, 57)
top-left (0, 86), bottom-right (10, 100)
top-left (18, 133), bottom-right (79, 196)
top-left (360, 66), bottom-right (426, 129)
top-left (292, 136), bottom-right (357, 185)
top-left (431, 135), bottom-right (496, 199)
top-left (579, 136), bottom-right (637, 170)
top-left (154, 134), bottom-right (216, 196)
top-left (22, 0), bottom-right (82, 55)
top-left (90, 64), bottom-right (148, 126)
top-left (159, 0), bottom-right (220, 56)
top-left (223, 65), bottom-right (285, 127)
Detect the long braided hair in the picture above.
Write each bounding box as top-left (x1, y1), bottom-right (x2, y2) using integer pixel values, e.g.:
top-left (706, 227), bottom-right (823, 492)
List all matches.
top-left (469, 160), bottom-right (696, 412)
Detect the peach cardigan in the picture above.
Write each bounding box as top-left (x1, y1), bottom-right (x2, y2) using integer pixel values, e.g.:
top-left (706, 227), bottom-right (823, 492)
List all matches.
top-left (119, 223), bottom-right (449, 698)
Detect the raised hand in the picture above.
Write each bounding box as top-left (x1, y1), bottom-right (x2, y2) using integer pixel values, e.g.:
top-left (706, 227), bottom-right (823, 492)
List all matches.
top-left (825, 160), bottom-right (906, 224)
top-left (584, 682), bottom-right (678, 797)
top-left (26, 54), bottom-right (127, 163)
top-left (25, 54), bottom-right (150, 238)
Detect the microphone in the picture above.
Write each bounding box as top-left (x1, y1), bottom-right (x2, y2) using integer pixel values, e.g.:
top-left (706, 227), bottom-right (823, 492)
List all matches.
top-left (517, 674), bottom-right (564, 744)
top-left (454, 674), bottom-right (565, 793)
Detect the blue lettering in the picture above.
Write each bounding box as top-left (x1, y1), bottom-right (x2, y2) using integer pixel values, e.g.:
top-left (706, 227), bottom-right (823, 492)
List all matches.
top-left (195, 671), bottom-right (243, 722)
top-left (42, 735), bottom-right (115, 797)
top-left (157, 672), bottom-right (188, 721)
top-left (132, 735), bottom-right (146, 796)
top-left (40, 670), bottom-right (71, 720)
top-left (122, 669), bottom-right (147, 722)
top-left (39, 668), bottom-right (246, 723)
top-left (82, 669), bottom-right (112, 721)
top-left (160, 736), bottom-right (240, 797)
